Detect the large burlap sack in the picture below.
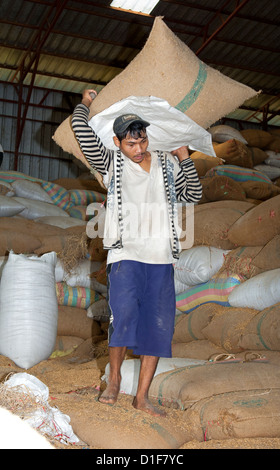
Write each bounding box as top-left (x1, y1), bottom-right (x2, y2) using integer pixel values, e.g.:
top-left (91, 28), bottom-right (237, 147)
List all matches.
top-left (172, 304), bottom-right (218, 343)
top-left (191, 206), bottom-right (249, 249)
top-left (149, 362), bottom-right (280, 410)
top-left (240, 129), bottom-right (273, 149)
top-left (264, 136), bottom-right (280, 152)
top-left (202, 305), bottom-right (259, 353)
top-left (57, 393), bottom-right (189, 449)
top-left (0, 252), bottom-right (58, 369)
top-left (213, 140), bottom-right (252, 168)
top-left (238, 302), bottom-right (280, 351)
top-left (201, 175), bottom-right (246, 201)
top-left (240, 180), bottom-right (280, 200)
top-left (184, 388), bottom-right (280, 442)
top-left (52, 17), bottom-right (257, 167)
top-left (57, 305), bottom-right (102, 340)
top-left (191, 155), bottom-right (223, 177)
top-left (217, 245), bottom-right (263, 280)
top-left (228, 268), bottom-right (280, 310)
top-left (0, 231), bottom-right (42, 256)
top-left (227, 194), bottom-right (280, 246)
top-left (252, 235), bottom-right (280, 271)
top-left (172, 339), bottom-right (227, 360)
top-left (246, 146), bottom-right (268, 165)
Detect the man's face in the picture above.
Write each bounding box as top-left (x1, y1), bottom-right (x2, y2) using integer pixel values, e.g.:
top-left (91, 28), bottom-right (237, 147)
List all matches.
top-left (113, 131), bottom-right (149, 164)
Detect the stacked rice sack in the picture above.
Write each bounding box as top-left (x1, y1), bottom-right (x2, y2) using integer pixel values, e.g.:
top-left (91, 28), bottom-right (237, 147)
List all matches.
top-left (172, 126), bottom-right (280, 359)
top-left (0, 171), bottom-right (108, 367)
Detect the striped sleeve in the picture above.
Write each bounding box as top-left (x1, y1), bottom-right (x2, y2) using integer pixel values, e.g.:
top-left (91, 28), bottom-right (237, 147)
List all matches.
top-left (71, 104), bottom-right (113, 176)
top-left (175, 158), bottom-right (202, 203)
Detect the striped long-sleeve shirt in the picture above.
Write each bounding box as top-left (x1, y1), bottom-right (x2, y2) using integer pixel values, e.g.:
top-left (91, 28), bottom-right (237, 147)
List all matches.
top-left (72, 103), bottom-right (202, 259)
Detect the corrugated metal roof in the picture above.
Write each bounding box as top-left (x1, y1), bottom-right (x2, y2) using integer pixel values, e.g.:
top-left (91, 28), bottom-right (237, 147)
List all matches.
top-left (0, 0), bottom-right (279, 127)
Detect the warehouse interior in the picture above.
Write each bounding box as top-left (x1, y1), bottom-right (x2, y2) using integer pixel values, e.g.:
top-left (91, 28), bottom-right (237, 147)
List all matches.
top-left (0, 0), bottom-right (280, 450)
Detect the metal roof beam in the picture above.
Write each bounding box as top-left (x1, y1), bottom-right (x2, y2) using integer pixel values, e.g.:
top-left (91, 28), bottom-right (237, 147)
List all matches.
top-left (194, 0), bottom-right (251, 55)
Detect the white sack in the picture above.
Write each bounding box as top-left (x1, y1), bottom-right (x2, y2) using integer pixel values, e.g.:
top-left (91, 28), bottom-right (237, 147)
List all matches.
top-left (208, 124), bottom-right (248, 144)
top-left (228, 268), bottom-right (280, 310)
top-left (11, 180), bottom-right (53, 204)
top-left (0, 407), bottom-right (54, 449)
top-left (174, 246), bottom-right (229, 286)
top-left (264, 154), bottom-right (280, 168)
top-left (253, 164), bottom-right (280, 180)
top-left (88, 95), bottom-right (216, 156)
top-left (3, 373), bottom-right (79, 445)
top-left (35, 216), bottom-right (86, 228)
top-left (0, 195), bottom-right (24, 216)
top-left (103, 358), bottom-right (206, 396)
top-left (0, 256), bottom-right (8, 277)
top-left (55, 258), bottom-right (101, 287)
top-left (0, 252), bottom-right (58, 369)
top-left (13, 197), bottom-right (69, 219)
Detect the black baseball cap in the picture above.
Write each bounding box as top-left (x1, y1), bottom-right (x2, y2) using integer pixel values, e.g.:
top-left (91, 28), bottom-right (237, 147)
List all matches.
top-left (113, 114), bottom-right (150, 135)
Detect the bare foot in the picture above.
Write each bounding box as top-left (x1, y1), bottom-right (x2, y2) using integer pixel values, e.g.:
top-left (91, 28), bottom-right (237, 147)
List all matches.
top-left (132, 397), bottom-right (167, 417)
top-left (99, 382), bottom-right (120, 405)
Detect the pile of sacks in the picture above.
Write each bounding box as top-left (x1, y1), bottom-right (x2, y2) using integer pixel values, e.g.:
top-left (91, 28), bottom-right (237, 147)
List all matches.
top-left (0, 171), bottom-right (109, 368)
top-left (170, 125), bottom-right (280, 380)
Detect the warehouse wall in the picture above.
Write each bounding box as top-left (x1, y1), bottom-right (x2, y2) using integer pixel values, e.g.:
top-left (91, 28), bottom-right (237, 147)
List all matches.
top-left (0, 82), bottom-right (85, 181)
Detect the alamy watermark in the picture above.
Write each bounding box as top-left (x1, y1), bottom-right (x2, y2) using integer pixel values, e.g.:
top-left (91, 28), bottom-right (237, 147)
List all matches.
top-left (86, 201), bottom-right (194, 250)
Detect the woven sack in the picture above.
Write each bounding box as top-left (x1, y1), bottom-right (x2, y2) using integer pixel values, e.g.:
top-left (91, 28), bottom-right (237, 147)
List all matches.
top-left (240, 129), bottom-right (273, 149)
top-left (205, 164), bottom-right (272, 184)
top-left (191, 206), bottom-right (249, 249)
top-left (238, 302), bottom-right (280, 351)
top-left (57, 305), bottom-right (102, 339)
top-left (0, 252), bottom-right (58, 369)
top-left (253, 235), bottom-right (280, 271)
top-left (172, 303), bottom-right (218, 343)
top-left (213, 140), bottom-right (252, 168)
top-left (217, 245), bottom-right (263, 280)
top-left (208, 125), bottom-right (248, 144)
top-left (11, 179), bottom-right (53, 204)
top-left (0, 195), bottom-right (25, 216)
top-left (202, 305), bottom-right (258, 352)
top-left (228, 268), bottom-right (280, 310)
top-left (56, 282), bottom-right (102, 309)
top-left (172, 339), bottom-right (227, 360)
top-left (176, 273), bottom-right (241, 313)
top-left (149, 362), bottom-right (280, 410)
top-left (0, 231), bottom-right (42, 256)
top-left (240, 180), bottom-right (280, 200)
top-left (52, 17), bottom-right (257, 167)
top-left (202, 175), bottom-right (246, 201)
top-left (227, 194), bottom-right (280, 246)
top-left (185, 388), bottom-right (280, 442)
top-left (246, 146), bottom-right (268, 165)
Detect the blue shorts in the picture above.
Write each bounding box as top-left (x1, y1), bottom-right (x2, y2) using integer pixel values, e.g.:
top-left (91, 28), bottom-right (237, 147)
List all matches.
top-left (107, 261), bottom-right (176, 357)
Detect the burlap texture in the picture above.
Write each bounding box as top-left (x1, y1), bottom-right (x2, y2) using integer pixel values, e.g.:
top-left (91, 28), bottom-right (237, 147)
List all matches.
top-left (52, 17), bottom-right (258, 167)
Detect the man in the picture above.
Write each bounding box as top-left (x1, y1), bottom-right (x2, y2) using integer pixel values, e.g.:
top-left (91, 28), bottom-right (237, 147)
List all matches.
top-left (72, 89), bottom-right (202, 417)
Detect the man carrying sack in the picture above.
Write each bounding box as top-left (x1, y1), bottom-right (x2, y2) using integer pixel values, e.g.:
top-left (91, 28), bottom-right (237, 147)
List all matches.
top-left (71, 89), bottom-right (202, 417)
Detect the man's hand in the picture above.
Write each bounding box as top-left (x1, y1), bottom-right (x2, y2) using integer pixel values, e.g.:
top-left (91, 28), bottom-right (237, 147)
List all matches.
top-left (171, 146), bottom-right (190, 162)
top-left (81, 89), bottom-right (97, 108)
